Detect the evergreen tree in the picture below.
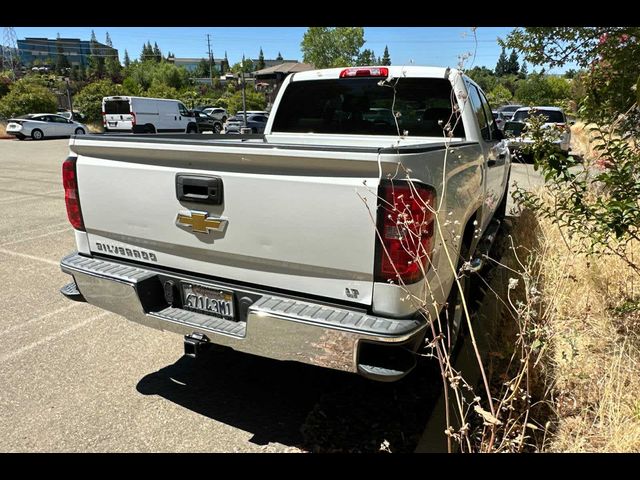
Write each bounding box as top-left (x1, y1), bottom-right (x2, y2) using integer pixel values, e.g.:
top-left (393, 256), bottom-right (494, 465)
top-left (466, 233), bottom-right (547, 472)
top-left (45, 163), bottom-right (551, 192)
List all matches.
top-left (123, 49), bottom-right (131, 68)
top-left (79, 63), bottom-right (86, 81)
top-left (257, 47), bottom-right (265, 70)
top-left (104, 32), bottom-right (121, 81)
top-left (519, 61), bottom-right (528, 78)
top-left (507, 50), bottom-right (519, 75)
top-left (495, 47), bottom-right (508, 76)
top-left (276, 51), bottom-right (283, 61)
top-left (55, 33), bottom-right (71, 75)
top-left (88, 30), bottom-right (105, 79)
top-left (153, 42), bottom-right (162, 62)
top-left (381, 45), bottom-right (391, 66)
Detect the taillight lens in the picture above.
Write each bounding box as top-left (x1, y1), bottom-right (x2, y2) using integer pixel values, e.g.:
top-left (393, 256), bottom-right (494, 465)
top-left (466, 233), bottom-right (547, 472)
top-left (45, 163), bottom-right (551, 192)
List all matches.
top-left (62, 157), bottom-right (85, 231)
top-left (131, 112), bottom-right (136, 126)
top-left (376, 181), bottom-right (436, 284)
top-left (102, 112), bottom-right (106, 126)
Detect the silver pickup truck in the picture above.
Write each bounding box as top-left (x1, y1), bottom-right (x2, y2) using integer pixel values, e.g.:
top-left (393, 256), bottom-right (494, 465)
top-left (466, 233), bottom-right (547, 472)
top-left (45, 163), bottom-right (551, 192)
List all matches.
top-left (60, 66), bottom-right (510, 382)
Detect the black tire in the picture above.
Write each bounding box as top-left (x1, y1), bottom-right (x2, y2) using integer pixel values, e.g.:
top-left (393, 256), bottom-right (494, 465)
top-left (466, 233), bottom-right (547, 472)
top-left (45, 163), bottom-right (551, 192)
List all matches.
top-left (31, 129), bottom-right (44, 141)
top-left (144, 124), bottom-right (156, 134)
top-left (16, 134), bottom-right (25, 140)
top-left (441, 242), bottom-right (471, 352)
top-left (187, 124), bottom-right (198, 134)
top-left (213, 122), bottom-right (222, 134)
top-left (74, 128), bottom-right (85, 135)
top-left (221, 116), bottom-right (227, 123)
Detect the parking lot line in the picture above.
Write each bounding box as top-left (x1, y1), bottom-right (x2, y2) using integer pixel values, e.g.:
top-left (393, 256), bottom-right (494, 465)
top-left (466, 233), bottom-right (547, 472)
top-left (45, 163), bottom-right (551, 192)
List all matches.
top-left (0, 303), bottom-right (80, 338)
top-left (0, 247), bottom-right (61, 267)
top-left (0, 312), bottom-right (110, 364)
top-left (0, 227), bottom-right (71, 247)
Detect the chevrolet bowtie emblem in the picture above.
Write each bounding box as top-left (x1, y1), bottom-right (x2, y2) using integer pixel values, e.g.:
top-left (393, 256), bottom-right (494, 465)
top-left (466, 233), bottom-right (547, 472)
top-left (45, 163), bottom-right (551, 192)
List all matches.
top-left (176, 211), bottom-right (227, 234)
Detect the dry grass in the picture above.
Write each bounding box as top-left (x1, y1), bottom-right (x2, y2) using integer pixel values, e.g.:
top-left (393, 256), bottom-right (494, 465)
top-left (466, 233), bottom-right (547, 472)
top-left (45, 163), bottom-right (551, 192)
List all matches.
top-left (537, 215), bottom-right (640, 452)
top-left (0, 122), bottom-right (8, 137)
top-left (86, 123), bottom-right (104, 134)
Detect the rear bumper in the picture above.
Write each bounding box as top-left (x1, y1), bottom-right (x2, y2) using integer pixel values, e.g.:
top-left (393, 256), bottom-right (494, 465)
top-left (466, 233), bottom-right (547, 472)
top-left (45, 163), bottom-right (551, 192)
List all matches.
top-left (60, 252), bottom-right (427, 381)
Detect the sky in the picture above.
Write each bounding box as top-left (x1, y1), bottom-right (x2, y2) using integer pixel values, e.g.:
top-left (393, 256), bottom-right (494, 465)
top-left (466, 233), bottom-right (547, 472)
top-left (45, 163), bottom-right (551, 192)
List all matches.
top-left (10, 26), bottom-right (571, 73)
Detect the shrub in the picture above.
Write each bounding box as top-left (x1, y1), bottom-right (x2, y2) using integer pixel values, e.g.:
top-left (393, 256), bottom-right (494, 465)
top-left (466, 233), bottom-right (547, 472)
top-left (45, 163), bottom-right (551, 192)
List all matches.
top-left (0, 76), bottom-right (58, 119)
top-left (74, 79), bottom-right (126, 123)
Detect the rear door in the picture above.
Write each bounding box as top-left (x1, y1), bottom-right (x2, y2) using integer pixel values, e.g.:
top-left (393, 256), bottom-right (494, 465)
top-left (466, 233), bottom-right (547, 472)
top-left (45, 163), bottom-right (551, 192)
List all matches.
top-left (104, 98), bottom-right (133, 130)
top-left (466, 82), bottom-right (508, 225)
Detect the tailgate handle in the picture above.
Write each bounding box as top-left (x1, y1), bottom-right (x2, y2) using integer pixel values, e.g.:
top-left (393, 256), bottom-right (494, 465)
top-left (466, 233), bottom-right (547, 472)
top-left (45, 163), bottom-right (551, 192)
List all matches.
top-left (176, 175), bottom-right (223, 205)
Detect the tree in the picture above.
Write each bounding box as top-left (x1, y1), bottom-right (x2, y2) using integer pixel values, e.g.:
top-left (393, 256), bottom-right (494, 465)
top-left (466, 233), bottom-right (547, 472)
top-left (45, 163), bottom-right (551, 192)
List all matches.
top-left (514, 73), bottom-right (571, 107)
top-left (487, 84), bottom-right (513, 106)
top-left (87, 30), bottom-right (106, 79)
top-left (563, 69), bottom-right (577, 79)
top-left (356, 48), bottom-right (376, 66)
top-left (276, 52), bottom-right (283, 61)
top-left (231, 58), bottom-right (254, 75)
top-left (73, 79), bottom-right (126, 123)
top-left (123, 50), bottom-right (131, 68)
top-left (495, 47), bottom-right (509, 76)
top-left (104, 31), bottom-right (122, 82)
top-left (141, 42), bottom-right (153, 62)
top-left (519, 61), bottom-right (528, 78)
top-left (153, 42), bottom-right (162, 62)
top-left (193, 58), bottom-right (212, 78)
top-left (465, 66), bottom-right (497, 92)
top-left (55, 34), bottom-right (71, 75)
top-left (503, 27), bottom-right (640, 123)
top-left (507, 50), bottom-right (519, 75)
top-left (257, 48), bottom-right (265, 70)
top-left (381, 45), bottom-right (391, 66)
top-left (300, 27), bottom-right (365, 68)
top-left (0, 77), bottom-right (58, 118)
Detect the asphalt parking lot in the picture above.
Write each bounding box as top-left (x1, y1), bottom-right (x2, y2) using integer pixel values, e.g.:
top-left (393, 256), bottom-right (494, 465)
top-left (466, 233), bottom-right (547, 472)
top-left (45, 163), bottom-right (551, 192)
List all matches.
top-left (0, 137), bottom-right (543, 452)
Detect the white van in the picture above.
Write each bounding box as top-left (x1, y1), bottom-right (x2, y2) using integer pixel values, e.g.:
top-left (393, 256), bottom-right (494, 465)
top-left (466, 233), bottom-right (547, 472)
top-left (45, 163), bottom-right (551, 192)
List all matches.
top-left (102, 96), bottom-right (198, 134)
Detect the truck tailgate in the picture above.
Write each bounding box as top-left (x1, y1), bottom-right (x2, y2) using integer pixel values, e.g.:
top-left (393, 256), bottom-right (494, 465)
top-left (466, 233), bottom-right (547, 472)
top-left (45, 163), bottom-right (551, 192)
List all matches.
top-left (70, 138), bottom-right (381, 306)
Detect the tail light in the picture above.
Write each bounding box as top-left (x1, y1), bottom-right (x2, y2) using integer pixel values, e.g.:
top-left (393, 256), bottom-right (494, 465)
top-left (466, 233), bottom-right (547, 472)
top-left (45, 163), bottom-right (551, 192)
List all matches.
top-left (376, 181), bottom-right (436, 284)
top-left (340, 67), bottom-right (389, 78)
top-left (62, 156), bottom-right (85, 231)
top-left (131, 112), bottom-right (136, 126)
top-left (102, 112), bottom-right (106, 127)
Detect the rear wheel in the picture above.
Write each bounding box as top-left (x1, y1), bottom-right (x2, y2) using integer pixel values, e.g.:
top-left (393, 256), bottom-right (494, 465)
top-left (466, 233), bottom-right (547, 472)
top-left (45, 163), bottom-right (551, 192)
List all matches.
top-left (441, 242), bottom-right (471, 352)
top-left (31, 129), bottom-right (44, 141)
top-left (213, 122), bottom-right (222, 134)
top-left (74, 128), bottom-right (85, 135)
top-left (187, 124), bottom-right (198, 134)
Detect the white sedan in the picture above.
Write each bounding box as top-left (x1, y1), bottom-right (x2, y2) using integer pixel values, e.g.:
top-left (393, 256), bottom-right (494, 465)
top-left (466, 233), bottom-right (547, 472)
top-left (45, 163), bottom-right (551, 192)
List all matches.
top-left (5, 113), bottom-right (89, 141)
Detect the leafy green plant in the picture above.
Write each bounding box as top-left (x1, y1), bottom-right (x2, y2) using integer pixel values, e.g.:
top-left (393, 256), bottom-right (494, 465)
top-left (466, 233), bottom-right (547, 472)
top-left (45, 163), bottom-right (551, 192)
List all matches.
top-left (0, 76), bottom-right (57, 118)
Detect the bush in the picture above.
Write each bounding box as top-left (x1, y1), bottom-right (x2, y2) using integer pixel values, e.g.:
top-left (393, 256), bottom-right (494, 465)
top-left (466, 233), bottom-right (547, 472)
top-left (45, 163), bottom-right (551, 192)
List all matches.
top-left (514, 74), bottom-right (571, 107)
top-left (145, 80), bottom-right (179, 100)
top-left (0, 76), bottom-right (58, 119)
top-left (219, 90), bottom-right (266, 115)
top-left (74, 79), bottom-right (126, 123)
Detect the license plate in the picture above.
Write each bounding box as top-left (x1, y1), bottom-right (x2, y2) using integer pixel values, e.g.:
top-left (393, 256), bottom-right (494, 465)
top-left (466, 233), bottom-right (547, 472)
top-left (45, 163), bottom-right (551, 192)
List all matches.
top-left (108, 122), bottom-right (117, 126)
top-left (182, 282), bottom-right (235, 320)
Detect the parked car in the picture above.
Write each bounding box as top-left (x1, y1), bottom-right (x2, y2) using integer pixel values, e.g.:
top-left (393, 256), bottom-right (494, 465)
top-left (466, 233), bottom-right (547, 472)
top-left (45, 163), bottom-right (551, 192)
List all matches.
top-left (496, 104), bottom-right (523, 122)
top-left (492, 110), bottom-right (504, 131)
top-left (201, 107), bottom-right (228, 123)
top-left (57, 110), bottom-right (87, 122)
top-left (5, 113), bottom-right (88, 140)
top-left (191, 111), bottom-right (223, 133)
top-left (102, 96), bottom-right (198, 134)
top-left (504, 106), bottom-right (572, 155)
top-left (224, 114), bottom-right (269, 134)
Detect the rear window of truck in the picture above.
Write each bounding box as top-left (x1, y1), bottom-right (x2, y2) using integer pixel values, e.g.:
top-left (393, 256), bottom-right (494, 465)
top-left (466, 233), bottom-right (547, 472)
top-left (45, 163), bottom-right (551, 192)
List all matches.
top-left (272, 77), bottom-right (464, 137)
top-left (104, 100), bottom-right (131, 115)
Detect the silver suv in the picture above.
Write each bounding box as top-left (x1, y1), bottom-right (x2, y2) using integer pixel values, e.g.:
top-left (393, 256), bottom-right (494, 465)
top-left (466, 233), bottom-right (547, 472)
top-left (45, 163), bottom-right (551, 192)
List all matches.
top-left (202, 107), bottom-right (228, 123)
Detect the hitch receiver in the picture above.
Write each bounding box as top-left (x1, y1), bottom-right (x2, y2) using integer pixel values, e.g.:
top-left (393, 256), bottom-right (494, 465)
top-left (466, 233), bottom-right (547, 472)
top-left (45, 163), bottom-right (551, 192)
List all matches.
top-left (184, 332), bottom-right (211, 358)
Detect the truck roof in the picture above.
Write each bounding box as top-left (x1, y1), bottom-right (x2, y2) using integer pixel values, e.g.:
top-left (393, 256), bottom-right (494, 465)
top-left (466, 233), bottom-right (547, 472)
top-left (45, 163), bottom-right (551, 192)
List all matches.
top-left (103, 96), bottom-right (183, 103)
top-left (291, 66), bottom-right (459, 82)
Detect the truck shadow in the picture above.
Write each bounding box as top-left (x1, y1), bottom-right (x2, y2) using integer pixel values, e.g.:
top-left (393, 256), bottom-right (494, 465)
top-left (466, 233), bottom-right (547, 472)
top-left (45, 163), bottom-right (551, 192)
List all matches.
top-left (135, 218), bottom-right (521, 453)
top-left (136, 342), bottom-right (443, 452)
